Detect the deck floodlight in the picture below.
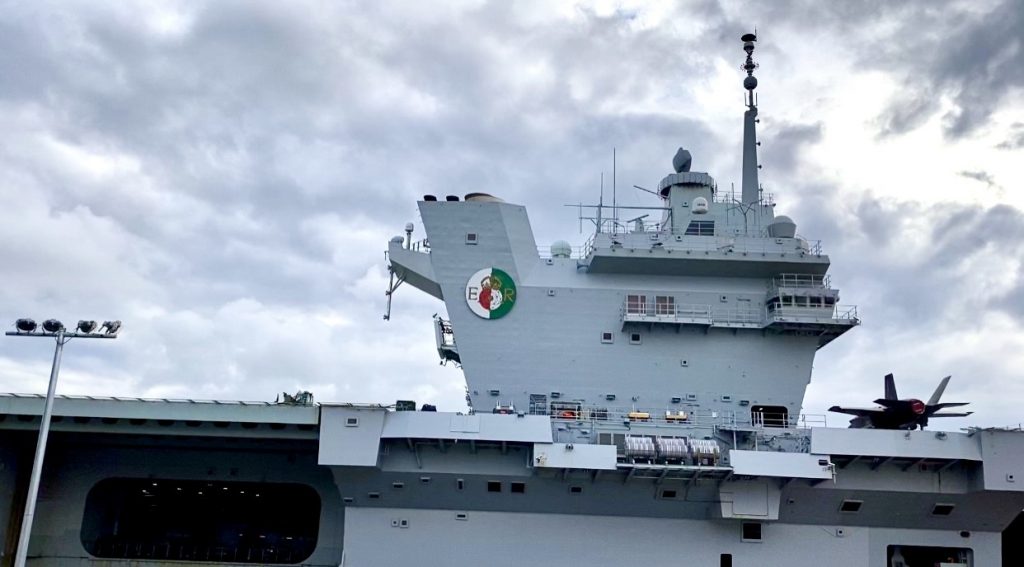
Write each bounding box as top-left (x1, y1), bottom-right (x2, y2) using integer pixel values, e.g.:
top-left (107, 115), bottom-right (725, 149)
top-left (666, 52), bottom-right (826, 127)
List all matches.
top-left (15, 318), bottom-right (37, 333)
top-left (41, 319), bottom-right (64, 333)
top-left (101, 320), bottom-right (122, 335)
top-left (6, 314), bottom-right (119, 567)
top-left (77, 320), bottom-right (98, 334)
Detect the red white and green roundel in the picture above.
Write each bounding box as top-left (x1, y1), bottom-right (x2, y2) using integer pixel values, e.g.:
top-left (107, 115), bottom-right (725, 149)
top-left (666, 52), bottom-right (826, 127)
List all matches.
top-left (465, 267), bottom-right (517, 319)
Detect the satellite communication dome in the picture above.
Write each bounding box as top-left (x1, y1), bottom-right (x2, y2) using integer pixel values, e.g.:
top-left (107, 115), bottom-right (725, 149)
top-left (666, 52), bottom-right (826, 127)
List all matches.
top-left (550, 240), bottom-right (573, 259)
top-left (465, 192), bottom-right (504, 203)
top-left (767, 215), bottom-right (797, 238)
top-left (692, 197), bottom-right (709, 214)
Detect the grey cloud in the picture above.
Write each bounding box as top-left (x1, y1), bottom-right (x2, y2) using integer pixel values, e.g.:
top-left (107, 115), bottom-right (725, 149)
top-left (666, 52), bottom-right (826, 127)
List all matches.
top-left (871, 0), bottom-right (1022, 138)
top-left (755, 0), bottom-right (1021, 139)
top-left (788, 184), bottom-right (1024, 334)
top-left (958, 170), bottom-right (998, 189)
top-left (996, 122), bottom-right (1024, 150)
top-left (761, 121), bottom-right (822, 175)
top-left (875, 96), bottom-right (941, 139)
top-left (0, 0), bottom-right (1019, 427)
top-left (0, 0), bottom-right (741, 409)
top-left (789, 190), bottom-right (1024, 426)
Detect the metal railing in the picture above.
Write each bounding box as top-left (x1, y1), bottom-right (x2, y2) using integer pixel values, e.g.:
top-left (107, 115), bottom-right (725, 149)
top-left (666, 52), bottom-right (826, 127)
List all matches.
top-left (623, 298), bottom-right (859, 327)
top-left (537, 245), bottom-right (587, 259)
top-left (584, 233), bottom-right (824, 257)
top-left (712, 307), bottom-right (764, 325)
top-left (767, 303), bottom-right (859, 323)
top-left (622, 301), bottom-right (712, 322)
top-left (552, 404), bottom-right (824, 433)
top-left (771, 273), bottom-right (831, 288)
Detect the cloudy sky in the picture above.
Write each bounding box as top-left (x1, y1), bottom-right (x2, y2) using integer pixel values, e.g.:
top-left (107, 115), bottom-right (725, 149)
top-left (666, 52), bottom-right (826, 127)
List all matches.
top-left (1, 0), bottom-right (1021, 430)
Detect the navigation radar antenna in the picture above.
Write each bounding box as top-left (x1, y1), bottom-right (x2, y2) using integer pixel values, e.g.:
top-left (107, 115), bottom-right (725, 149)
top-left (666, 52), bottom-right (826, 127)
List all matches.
top-left (741, 32), bottom-right (759, 108)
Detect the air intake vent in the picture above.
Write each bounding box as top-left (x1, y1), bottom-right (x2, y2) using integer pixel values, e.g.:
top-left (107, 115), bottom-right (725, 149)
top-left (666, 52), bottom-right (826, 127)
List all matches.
top-left (741, 521), bottom-right (762, 542)
top-left (839, 499), bottom-right (863, 513)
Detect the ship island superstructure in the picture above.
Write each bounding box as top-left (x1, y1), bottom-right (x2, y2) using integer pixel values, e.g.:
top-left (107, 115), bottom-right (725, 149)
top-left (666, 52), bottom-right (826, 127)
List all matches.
top-left (2, 34), bottom-right (1024, 567)
top-left (386, 42), bottom-right (858, 425)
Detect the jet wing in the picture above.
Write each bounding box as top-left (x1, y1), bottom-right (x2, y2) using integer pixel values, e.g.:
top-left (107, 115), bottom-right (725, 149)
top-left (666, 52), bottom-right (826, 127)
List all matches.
top-left (931, 402), bottom-right (969, 409)
top-left (928, 412), bottom-right (974, 418)
top-left (828, 405), bottom-right (882, 417)
top-left (873, 399), bottom-right (902, 408)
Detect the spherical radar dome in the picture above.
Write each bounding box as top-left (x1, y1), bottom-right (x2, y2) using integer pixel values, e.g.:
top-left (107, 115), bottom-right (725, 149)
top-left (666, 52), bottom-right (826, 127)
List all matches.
top-left (767, 215), bottom-right (797, 238)
top-left (744, 76), bottom-right (758, 90)
top-left (550, 240), bottom-right (573, 258)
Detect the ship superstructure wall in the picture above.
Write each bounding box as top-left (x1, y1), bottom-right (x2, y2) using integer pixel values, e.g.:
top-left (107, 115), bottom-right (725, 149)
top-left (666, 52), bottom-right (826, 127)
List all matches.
top-left (412, 199), bottom-right (822, 416)
top-left (341, 507), bottom-right (1002, 567)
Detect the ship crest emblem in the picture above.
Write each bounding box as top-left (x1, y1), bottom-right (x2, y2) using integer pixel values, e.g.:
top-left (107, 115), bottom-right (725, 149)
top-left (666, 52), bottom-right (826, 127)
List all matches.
top-left (465, 268), bottom-right (516, 319)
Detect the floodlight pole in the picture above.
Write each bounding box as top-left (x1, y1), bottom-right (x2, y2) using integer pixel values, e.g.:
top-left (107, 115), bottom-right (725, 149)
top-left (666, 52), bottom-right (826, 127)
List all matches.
top-left (6, 325), bottom-right (117, 567)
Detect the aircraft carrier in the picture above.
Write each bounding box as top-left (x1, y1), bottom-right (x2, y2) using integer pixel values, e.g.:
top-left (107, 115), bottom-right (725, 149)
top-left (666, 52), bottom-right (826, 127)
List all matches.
top-left (3, 34), bottom-right (1024, 567)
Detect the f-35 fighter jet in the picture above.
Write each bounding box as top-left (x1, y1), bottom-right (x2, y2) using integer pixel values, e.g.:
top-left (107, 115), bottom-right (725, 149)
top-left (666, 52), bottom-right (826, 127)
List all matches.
top-left (829, 374), bottom-right (972, 430)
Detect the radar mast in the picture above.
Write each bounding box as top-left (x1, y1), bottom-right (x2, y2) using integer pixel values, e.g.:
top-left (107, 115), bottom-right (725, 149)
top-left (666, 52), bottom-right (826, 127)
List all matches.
top-left (740, 32), bottom-right (760, 205)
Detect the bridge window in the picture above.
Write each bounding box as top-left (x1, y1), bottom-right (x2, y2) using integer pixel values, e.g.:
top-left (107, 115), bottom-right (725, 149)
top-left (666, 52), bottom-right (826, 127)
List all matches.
top-left (626, 294), bottom-right (647, 314)
top-left (684, 220), bottom-right (715, 236)
top-left (80, 478), bottom-right (320, 563)
top-left (655, 296), bottom-right (675, 316)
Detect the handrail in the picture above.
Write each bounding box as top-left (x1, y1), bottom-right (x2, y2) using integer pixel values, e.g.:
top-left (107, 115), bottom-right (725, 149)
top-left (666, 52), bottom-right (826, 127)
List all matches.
top-left (546, 403), bottom-right (819, 434)
top-left (770, 273), bottom-right (831, 288)
top-left (537, 245), bottom-right (587, 260)
top-left (584, 233), bottom-right (824, 256)
top-left (768, 303), bottom-right (859, 322)
top-left (622, 297), bottom-right (858, 326)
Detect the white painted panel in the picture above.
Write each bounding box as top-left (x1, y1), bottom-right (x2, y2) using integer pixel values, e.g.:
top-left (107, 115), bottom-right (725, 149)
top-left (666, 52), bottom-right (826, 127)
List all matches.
top-left (980, 429), bottom-right (1024, 491)
top-left (342, 507), bottom-right (887, 567)
top-left (532, 443), bottom-right (617, 470)
top-left (730, 450), bottom-right (833, 479)
top-left (318, 406), bottom-right (386, 466)
top-left (719, 479), bottom-right (780, 519)
top-left (380, 411), bottom-right (552, 443)
top-left (450, 414), bottom-right (480, 433)
top-left (811, 428), bottom-right (982, 460)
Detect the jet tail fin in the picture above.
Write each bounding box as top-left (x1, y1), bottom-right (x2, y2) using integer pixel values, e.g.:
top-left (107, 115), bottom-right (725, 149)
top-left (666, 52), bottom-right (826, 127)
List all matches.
top-left (884, 373), bottom-right (898, 400)
top-left (927, 376), bottom-right (952, 406)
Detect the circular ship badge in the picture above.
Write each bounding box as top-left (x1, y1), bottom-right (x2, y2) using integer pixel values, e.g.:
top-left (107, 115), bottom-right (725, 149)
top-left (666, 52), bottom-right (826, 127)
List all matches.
top-left (465, 268), bottom-right (517, 319)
